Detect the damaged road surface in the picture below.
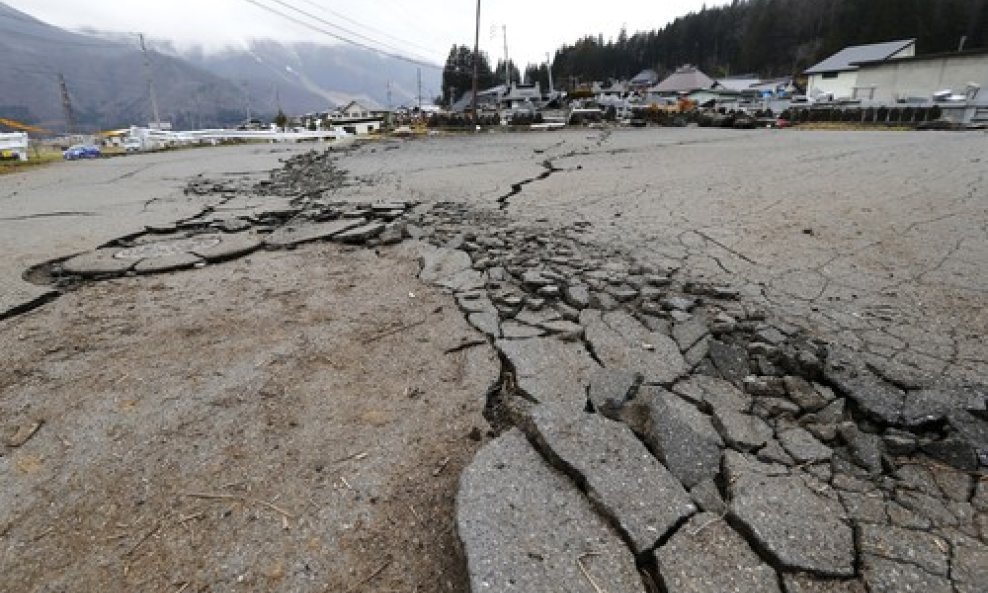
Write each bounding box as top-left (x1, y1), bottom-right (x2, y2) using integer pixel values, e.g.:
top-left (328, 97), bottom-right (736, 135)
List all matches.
top-left (2, 129), bottom-right (987, 593)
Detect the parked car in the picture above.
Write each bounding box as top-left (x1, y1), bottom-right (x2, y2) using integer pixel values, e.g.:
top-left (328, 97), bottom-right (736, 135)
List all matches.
top-left (732, 114), bottom-right (758, 129)
top-left (63, 144), bottom-right (101, 160)
top-left (123, 138), bottom-right (143, 152)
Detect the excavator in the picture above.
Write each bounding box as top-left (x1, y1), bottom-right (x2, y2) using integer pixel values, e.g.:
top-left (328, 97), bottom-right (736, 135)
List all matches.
top-left (0, 117), bottom-right (50, 135)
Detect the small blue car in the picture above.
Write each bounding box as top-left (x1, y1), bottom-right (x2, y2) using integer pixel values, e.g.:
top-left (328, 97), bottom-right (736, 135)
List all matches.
top-left (63, 144), bottom-right (101, 160)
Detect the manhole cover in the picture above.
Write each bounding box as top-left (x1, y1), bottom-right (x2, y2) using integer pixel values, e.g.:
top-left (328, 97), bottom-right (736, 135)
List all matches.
top-left (114, 236), bottom-right (222, 260)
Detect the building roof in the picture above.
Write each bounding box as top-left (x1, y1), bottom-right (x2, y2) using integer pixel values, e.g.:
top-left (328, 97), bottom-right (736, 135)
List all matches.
top-left (450, 86), bottom-right (506, 112)
top-left (630, 69), bottom-right (660, 86)
top-left (805, 39), bottom-right (915, 74)
top-left (339, 98), bottom-right (388, 113)
top-left (593, 80), bottom-right (628, 94)
top-left (651, 66), bottom-right (715, 93)
top-left (504, 83), bottom-right (542, 100)
top-left (713, 77), bottom-right (761, 92)
top-left (854, 46), bottom-right (988, 66)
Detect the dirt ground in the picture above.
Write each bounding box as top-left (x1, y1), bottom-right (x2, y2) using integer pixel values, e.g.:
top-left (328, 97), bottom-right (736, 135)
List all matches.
top-left (0, 241), bottom-right (498, 593)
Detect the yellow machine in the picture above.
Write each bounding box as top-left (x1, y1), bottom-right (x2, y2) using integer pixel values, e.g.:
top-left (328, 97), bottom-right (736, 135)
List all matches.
top-left (0, 117), bottom-right (50, 135)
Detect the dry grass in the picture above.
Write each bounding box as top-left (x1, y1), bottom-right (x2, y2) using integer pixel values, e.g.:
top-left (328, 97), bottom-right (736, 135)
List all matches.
top-left (791, 122), bottom-right (915, 132)
top-left (0, 148), bottom-right (63, 175)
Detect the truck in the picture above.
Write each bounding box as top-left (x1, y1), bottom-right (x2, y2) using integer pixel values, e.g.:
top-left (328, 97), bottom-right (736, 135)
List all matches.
top-left (0, 132), bottom-right (29, 161)
top-left (123, 136), bottom-right (144, 152)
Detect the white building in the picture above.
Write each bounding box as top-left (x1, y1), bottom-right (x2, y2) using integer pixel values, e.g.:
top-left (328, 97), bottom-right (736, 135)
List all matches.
top-left (502, 82), bottom-right (543, 110)
top-left (331, 100), bottom-right (386, 135)
top-left (851, 48), bottom-right (988, 104)
top-left (804, 39), bottom-right (915, 101)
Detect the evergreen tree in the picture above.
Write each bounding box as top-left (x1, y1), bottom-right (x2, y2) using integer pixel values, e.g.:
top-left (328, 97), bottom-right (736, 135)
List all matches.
top-left (273, 109), bottom-right (288, 130)
top-left (441, 45), bottom-right (495, 106)
top-left (544, 0), bottom-right (983, 83)
top-left (494, 60), bottom-right (522, 86)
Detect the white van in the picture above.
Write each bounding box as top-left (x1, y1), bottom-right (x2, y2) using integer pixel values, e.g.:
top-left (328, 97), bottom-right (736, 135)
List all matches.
top-left (123, 137), bottom-right (143, 152)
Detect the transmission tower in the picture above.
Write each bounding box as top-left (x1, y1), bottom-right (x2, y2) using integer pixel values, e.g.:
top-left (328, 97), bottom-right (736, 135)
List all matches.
top-left (58, 73), bottom-right (76, 133)
top-left (138, 33), bottom-right (161, 128)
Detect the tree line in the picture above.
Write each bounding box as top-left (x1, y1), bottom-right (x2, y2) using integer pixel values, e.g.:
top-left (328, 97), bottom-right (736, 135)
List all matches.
top-left (443, 0), bottom-right (987, 100)
top-left (552, 0), bottom-right (986, 85)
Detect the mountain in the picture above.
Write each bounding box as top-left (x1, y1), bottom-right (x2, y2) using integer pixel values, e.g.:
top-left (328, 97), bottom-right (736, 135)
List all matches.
top-left (179, 41), bottom-right (441, 115)
top-left (0, 3), bottom-right (248, 131)
top-left (0, 2), bottom-right (442, 132)
top-left (548, 0), bottom-right (988, 84)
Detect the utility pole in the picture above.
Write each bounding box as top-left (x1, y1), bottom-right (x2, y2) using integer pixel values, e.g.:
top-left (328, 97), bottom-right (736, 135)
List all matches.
top-left (472, 0), bottom-right (480, 121)
top-left (242, 82), bottom-right (252, 122)
top-left (417, 68), bottom-right (422, 108)
top-left (503, 25), bottom-right (510, 88)
top-left (387, 80), bottom-right (393, 110)
top-left (546, 52), bottom-right (554, 95)
top-left (58, 73), bottom-right (76, 134)
top-left (138, 33), bottom-right (161, 129)
top-left (193, 91), bottom-right (202, 130)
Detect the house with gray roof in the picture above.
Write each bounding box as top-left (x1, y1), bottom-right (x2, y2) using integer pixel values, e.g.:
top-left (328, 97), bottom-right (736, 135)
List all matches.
top-left (712, 76), bottom-right (762, 93)
top-left (629, 69), bottom-right (660, 89)
top-left (804, 39), bottom-right (915, 101)
top-left (648, 65), bottom-right (715, 98)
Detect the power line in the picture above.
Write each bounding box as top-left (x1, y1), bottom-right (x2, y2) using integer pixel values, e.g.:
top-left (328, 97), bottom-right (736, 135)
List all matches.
top-left (293, 0), bottom-right (436, 56)
top-left (0, 24), bottom-right (123, 47)
top-left (3, 64), bottom-right (123, 87)
top-left (239, 0), bottom-right (440, 70)
top-left (266, 0), bottom-right (438, 64)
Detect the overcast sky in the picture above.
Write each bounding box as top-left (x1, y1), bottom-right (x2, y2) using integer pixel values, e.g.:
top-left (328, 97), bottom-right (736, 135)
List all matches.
top-left (6, 0), bottom-right (728, 69)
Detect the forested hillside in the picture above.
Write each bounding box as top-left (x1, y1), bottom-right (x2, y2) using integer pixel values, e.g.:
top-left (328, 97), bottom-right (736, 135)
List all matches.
top-left (547, 0), bottom-right (987, 85)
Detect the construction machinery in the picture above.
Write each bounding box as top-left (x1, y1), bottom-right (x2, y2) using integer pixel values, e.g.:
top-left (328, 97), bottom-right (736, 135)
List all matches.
top-left (0, 118), bottom-right (56, 162)
top-left (0, 117), bottom-right (50, 135)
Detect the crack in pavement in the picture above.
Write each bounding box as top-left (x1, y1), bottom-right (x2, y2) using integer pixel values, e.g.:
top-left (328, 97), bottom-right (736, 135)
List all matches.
top-left (0, 211), bottom-right (97, 221)
top-left (692, 230), bottom-right (760, 266)
top-left (496, 159), bottom-right (564, 210)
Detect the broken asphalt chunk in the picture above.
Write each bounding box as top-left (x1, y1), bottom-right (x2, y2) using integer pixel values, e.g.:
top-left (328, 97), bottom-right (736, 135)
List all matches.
top-left (655, 512), bottom-right (782, 593)
top-left (61, 249), bottom-right (137, 277)
top-left (725, 451), bottom-right (855, 577)
top-left (264, 218), bottom-right (365, 248)
top-left (580, 309), bottom-right (686, 385)
top-left (526, 405), bottom-right (696, 553)
top-left (620, 386), bottom-right (723, 488)
top-left (191, 232), bottom-right (262, 262)
top-left (496, 337), bottom-right (599, 412)
top-left (456, 430), bottom-right (642, 593)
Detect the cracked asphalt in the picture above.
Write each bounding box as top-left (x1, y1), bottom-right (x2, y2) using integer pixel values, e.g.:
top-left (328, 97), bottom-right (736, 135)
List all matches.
top-left (1, 129), bottom-right (986, 593)
top-left (335, 128), bottom-right (988, 382)
top-left (0, 143), bottom-right (319, 318)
